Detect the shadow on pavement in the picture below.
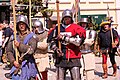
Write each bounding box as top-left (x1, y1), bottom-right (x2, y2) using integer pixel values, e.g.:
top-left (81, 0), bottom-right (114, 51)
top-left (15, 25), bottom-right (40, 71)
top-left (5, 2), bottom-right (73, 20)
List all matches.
top-left (95, 70), bottom-right (111, 77)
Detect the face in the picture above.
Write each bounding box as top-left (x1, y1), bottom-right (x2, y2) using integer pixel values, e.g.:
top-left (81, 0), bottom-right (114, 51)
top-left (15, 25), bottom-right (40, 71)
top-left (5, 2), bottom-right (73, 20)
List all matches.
top-left (34, 26), bottom-right (39, 34)
top-left (81, 22), bottom-right (87, 28)
top-left (103, 24), bottom-right (110, 30)
top-left (0, 23), bottom-right (3, 30)
top-left (9, 22), bottom-right (14, 31)
top-left (63, 16), bottom-right (72, 25)
top-left (18, 22), bottom-right (26, 32)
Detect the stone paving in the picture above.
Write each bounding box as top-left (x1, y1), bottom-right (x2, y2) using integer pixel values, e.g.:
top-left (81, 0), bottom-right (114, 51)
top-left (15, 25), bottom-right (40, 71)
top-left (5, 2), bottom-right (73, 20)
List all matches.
top-left (0, 56), bottom-right (120, 80)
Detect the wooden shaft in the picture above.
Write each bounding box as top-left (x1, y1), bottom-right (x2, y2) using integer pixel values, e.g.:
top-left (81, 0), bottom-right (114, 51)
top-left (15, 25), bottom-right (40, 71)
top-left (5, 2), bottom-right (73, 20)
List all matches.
top-left (107, 4), bottom-right (114, 43)
top-left (56, 0), bottom-right (61, 50)
top-left (29, 0), bottom-right (32, 31)
top-left (75, 0), bottom-right (78, 23)
top-left (107, 4), bottom-right (110, 18)
top-left (111, 27), bottom-right (114, 43)
top-left (12, 0), bottom-right (18, 63)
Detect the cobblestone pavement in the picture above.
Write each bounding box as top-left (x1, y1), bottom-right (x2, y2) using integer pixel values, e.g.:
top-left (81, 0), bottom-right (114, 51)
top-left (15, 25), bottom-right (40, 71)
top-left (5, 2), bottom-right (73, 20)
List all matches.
top-left (0, 56), bottom-right (120, 80)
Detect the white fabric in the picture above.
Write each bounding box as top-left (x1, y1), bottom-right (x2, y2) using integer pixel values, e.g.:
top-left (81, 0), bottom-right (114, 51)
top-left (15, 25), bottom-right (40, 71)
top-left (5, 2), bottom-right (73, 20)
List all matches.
top-left (0, 31), bottom-right (3, 46)
top-left (37, 38), bottom-right (48, 50)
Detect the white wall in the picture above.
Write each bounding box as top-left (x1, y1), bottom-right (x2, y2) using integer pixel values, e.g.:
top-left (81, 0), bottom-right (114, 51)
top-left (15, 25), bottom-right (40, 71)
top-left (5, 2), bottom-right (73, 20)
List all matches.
top-left (116, 0), bottom-right (120, 35)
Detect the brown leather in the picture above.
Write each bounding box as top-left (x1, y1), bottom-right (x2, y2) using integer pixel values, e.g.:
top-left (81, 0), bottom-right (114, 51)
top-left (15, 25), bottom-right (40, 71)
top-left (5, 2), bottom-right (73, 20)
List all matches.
top-left (112, 64), bottom-right (117, 77)
top-left (102, 64), bottom-right (108, 79)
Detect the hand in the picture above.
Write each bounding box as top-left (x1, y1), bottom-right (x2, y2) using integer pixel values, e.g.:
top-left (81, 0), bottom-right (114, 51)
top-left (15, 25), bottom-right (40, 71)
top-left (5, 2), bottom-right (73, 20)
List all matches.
top-left (14, 61), bottom-right (20, 68)
top-left (112, 43), bottom-right (117, 48)
top-left (2, 44), bottom-right (5, 48)
top-left (56, 48), bottom-right (64, 57)
top-left (57, 34), bottom-right (63, 40)
top-left (14, 40), bottom-right (20, 47)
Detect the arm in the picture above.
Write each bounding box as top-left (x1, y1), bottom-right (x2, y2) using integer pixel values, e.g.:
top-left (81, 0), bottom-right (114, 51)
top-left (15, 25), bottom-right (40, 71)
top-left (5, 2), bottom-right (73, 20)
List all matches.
top-left (2, 28), bottom-right (13, 48)
top-left (2, 37), bottom-right (9, 48)
top-left (47, 28), bottom-right (63, 56)
top-left (59, 26), bottom-right (86, 46)
top-left (111, 30), bottom-right (119, 48)
top-left (18, 37), bottom-right (37, 55)
top-left (6, 39), bottom-right (15, 65)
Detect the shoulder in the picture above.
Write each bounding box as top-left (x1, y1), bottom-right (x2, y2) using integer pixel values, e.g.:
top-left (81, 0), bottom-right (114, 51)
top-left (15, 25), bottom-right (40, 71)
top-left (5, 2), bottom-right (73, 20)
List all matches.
top-left (48, 27), bottom-right (56, 35)
top-left (71, 23), bottom-right (80, 27)
top-left (113, 29), bottom-right (118, 33)
top-left (33, 34), bottom-right (37, 39)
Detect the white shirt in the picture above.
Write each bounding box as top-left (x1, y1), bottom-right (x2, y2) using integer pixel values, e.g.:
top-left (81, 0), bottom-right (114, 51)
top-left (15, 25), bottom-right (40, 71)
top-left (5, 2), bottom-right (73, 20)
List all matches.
top-left (0, 31), bottom-right (3, 46)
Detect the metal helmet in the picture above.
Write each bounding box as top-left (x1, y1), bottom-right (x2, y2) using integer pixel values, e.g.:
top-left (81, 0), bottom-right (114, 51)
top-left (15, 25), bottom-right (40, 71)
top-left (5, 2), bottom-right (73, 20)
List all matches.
top-left (16, 15), bottom-right (29, 31)
top-left (78, 18), bottom-right (89, 27)
top-left (33, 20), bottom-right (44, 33)
top-left (61, 9), bottom-right (73, 23)
top-left (79, 18), bottom-right (89, 23)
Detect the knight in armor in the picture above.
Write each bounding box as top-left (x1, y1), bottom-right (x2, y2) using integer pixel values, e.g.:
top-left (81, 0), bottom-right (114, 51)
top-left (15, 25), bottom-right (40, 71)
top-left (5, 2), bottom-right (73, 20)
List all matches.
top-left (98, 20), bottom-right (119, 79)
top-left (33, 20), bottom-right (49, 80)
top-left (47, 9), bottom-right (86, 80)
top-left (5, 15), bottom-right (38, 80)
top-left (78, 18), bottom-right (97, 80)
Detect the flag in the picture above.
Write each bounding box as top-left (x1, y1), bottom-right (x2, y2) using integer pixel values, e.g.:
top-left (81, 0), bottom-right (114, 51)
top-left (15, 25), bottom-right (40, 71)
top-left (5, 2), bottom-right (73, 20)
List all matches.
top-left (71, 4), bottom-right (75, 17)
top-left (75, 0), bottom-right (80, 2)
top-left (77, 7), bottom-right (81, 22)
top-left (107, 4), bottom-right (110, 18)
top-left (75, 0), bottom-right (80, 23)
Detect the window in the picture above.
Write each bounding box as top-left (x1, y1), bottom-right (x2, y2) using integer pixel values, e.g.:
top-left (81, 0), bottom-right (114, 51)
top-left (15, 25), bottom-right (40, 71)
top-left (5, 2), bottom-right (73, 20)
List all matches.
top-left (47, 0), bottom-right (70, 2)
top-left (81, 0), bottom-right (87, 2)
top-left (103, 0), bottom-right (114, 2)
top-left (88, 0), bottom-right (101, 2)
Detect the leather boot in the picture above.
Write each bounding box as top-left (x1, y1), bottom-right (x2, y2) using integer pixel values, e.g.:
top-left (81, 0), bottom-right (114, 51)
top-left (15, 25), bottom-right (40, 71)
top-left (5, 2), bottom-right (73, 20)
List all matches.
top-left (112, 64), bottom-right (117, 77)
top-left (5, 73), bottom-right (12, 79)
top-left (102, 64), bottom-right (108, 79)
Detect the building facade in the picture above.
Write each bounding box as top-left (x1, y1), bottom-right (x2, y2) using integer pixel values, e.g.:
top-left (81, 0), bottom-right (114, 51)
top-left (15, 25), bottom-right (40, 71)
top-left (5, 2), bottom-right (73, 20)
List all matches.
top-left (46, 0), bottom-right (120, 34)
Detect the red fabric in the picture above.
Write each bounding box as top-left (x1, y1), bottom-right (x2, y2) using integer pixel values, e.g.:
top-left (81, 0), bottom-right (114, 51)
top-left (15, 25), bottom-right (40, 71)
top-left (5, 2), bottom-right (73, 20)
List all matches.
top-left (115, 37), bottom-right (119, 43)
top-left (48, 27), bottom-right (55, 36)
top-left (102, 53), bottom-right (107, 64)
top-left (41, 71), bottom-right (48, 80)
top-left (65, 24), bottom-right (86, 59)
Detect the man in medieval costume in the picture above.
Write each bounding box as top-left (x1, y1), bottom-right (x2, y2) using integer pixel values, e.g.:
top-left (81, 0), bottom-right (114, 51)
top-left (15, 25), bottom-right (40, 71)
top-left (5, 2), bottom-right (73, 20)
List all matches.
top-left (78, 18), bottom-right (97, 80)
top-left (33, 20), bottom-right (49, 80)
top-left (98, 20), bottom-right (119, 79)
top-left (47, 9), bottom-right (86, 80)
top-left (5, 15), bottom-right (38, 80)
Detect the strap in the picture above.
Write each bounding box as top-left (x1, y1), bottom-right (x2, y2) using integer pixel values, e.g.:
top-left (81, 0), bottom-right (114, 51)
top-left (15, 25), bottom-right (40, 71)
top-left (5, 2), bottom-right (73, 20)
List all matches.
top-left (11, 32), bottom-right (35, 45)
top-left (23, 32), bottom-right (35, 44)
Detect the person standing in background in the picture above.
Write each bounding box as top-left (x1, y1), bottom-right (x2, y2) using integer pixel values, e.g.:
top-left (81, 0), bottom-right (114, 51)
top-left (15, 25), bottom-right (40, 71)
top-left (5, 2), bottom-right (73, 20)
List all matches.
top-left (2, 20), bottom-right (13, 70)
top-left (78, 18), bottom-right (97, 80)
top-left (98, 20), bottom-right (119, 79)
top-left (33, 20), bottom-right (49, 80)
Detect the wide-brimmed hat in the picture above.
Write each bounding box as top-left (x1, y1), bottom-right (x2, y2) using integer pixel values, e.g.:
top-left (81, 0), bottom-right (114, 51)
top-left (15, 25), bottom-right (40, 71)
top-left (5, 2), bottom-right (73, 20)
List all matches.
top-left (100, 21), bottom-right (111, 27)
